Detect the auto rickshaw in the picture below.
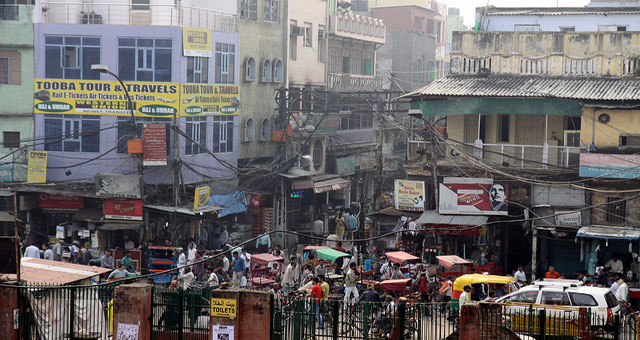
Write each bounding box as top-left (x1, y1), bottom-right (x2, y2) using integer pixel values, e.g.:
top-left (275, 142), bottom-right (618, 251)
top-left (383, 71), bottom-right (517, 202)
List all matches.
top-left (146, 246), bottom-right (180, 283)
top-left (450, 274), bottom-right (520, 314)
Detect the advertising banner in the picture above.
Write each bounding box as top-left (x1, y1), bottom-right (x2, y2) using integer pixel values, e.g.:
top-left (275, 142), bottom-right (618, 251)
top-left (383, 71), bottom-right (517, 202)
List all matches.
top-left (394, 180), bottom-right (425, 212)
top-left (439, 180), bottom-right (509, 216)
top-left (27, 151), bottom-right (47, 184)
top-left (180, 84), bottom-right (240, 116)
top-left (34, 79), bottom-right (179, 118)
top-left (95, 174), bottom-right (142, 198)
top-left (37, 193), bottom-right (83, 210)
top-left (0, 164), bottom-right (13, 182)
top-left (193, 186), bottom-right (211, 211)
top-left (183, 27), bottom-right (212, 57)
top-left (104, 199), bottom-right (143, 221)
top-left (579, 153), bottom-right (640, 179)
top-left (142, 123), bottom-right (168, 166)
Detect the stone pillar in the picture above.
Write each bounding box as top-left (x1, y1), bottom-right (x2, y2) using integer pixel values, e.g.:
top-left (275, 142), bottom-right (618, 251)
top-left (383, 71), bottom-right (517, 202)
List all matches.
top-left (0, 286), bottom-right (19, 340)
top-left (210, 289), bottom-right (271, 340)
top-left (113, 283), bottom-right (152, 340)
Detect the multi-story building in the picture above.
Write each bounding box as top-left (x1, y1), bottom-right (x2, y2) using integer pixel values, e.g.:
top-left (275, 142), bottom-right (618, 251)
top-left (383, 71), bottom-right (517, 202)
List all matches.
top-left (445, 7), bottom-right (464, 74)
top-left (0, 1), bottom-right (34, 183)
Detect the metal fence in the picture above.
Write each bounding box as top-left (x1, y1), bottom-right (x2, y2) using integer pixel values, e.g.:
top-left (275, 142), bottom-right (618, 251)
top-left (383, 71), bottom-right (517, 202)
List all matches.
top-left (151, 287), bottom-right (214, 340)
top-left (0, 4), bottom-right (19, 20)
top-left (18, 284), bottom-right (114, 340)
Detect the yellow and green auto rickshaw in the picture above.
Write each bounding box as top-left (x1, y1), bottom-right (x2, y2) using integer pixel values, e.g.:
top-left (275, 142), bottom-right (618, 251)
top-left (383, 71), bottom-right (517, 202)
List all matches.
top-left (450, 274), bottom-right (520, 314)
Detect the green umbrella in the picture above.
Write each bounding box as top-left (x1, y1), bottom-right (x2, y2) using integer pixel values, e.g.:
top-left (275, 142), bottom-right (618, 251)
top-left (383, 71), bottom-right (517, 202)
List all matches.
top-left (316, 248), bottom-right (350, 262)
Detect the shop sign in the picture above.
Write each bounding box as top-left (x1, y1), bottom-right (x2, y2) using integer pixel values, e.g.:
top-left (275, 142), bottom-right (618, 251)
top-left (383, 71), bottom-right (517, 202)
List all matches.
top-left (210, 298), bottom-right (236, 318)
top-left (0, 164), bottom-right (13, 182)
top-left (183, 27), bottom-right (212, 57)
top-left (27, 151), bottom-right (47, 184)
top-left (394, 179), bottom-right (425, 212)
top-left (579, 153), bottom-right (640, 179)
top-left (336, 156), bottom-right (355, 175)
top-left (104, 199), bottom-right (143, 221)
top-left (439, 178), bottom-right (508, 216)
top-left (554, 211), bottom-right (582, 226)
top-left (193, 186), bottom-right (210, 211)
top-left (95, 174), bottom-right (142, 198)
top-left (180, 84), bottom-right (240, 116)
top-left (142, 123), bottom-right (167, 166)
top-left (37, 193), bottom-right (83, 210)
top-left (34, 79), bottom-right (179, 118)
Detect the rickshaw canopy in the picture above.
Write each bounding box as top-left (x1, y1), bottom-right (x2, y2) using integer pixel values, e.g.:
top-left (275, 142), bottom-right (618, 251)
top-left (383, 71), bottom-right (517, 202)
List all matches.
top-left (436, 255), bottom-right (472, 269)
top-left (316, 248), bottom-right (350, 262)
top-left (386, 251), bottom-right (420, 264)
top-left (251, 253), bottom-right (284, 266)
top-left (379, 278), bottom-right (412, 291)
top-left (303, 246), bottom-right (329, 251)
top-left (452, 274), bottom-right (516, 292)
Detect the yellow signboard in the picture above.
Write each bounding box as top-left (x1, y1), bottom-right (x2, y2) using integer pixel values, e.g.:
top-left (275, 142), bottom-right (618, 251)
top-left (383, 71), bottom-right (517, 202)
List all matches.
top-left (27, 151), bottom-right (48, 184)
top-left (181, 84), bottom-right (240, 116)
top-left (394, 179), bottom-right (425, 212)
top-left (210, 298), bottom-right (236, 318)
top-left (193, 186), bottom-right (210, 211)
top-left (183, 27), bottom-right (212, 57)
top-left (34, 79), bottom-right (180, 118)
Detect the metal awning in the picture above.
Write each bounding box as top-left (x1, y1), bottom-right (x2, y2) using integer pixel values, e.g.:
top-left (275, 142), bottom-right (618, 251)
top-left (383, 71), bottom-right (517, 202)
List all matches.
top-left (5, 257), bottom-right (112, 285)
top-left (145, 204), bottom-right (220, 216)
top-left (0, 190), bottom-right (13, 197)
top-left (313, 178), bottom-right (350, 193)
top-left (416, 210), bottom-right (488, 226)
top-left (577, 226), bottom-right (640, 241)
top-left (0, 211), bottom-right (16, 222)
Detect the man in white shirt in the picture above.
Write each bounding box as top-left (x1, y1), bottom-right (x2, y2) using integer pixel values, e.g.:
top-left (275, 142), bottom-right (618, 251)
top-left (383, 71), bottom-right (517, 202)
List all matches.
top-left (458, 285), bottom-right (472, 315)
top-left (205, 267), bottom-right (219, 287)
top-left (313, 217), bottom-right (324, 246)
top-left (616, 278), bottom-right (630, 303)
top-left (605, 255), bottom-right (624, 276)
top-left (52, 239), bottom-right (64, 261)
top-left (178, 266), bottom-right (195, 290)
top-left (380, 260), bottom-right (391, 280)
top-left (514, 265), bottom-right (527, 283)
top-left (23, 243), bottom-right (40, 258)
top-left (281, 261), bottom-right (299, 294)
top-left (344, 262), bottom-right (360, 307)
top-left (123, 236), bottom-right (135, 250)
top-left (241, 249), bottom-right (252, 274)
top-left (407, 217), bottom-right (417, 236)
top-left (222, 255), bottom-right (230, 273)
top-left (611, 274), bottom-right (621, 295)
top-left (43, 243), bottom-right (54, 261)
top-left (187, 242), bottom-right (197, 263)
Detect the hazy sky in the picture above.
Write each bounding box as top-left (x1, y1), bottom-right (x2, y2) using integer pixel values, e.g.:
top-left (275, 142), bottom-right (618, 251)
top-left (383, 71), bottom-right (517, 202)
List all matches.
top-left (441, 0), bottom-right (591, 26)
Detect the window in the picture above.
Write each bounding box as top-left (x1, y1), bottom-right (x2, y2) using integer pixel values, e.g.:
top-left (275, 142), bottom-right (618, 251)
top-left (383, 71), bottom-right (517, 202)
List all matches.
top-left (0, 50), bottom-right (20, 85)
top-left (245, 57), bottom-right (256, 81)
top-left (364, 58), bottom-right (372, 76)
top-left (560, 26), bottom-right (575, 32)
top-left (185, 117), bottom-right (207, 155)
top-left (132, 0), bottom-right (150, 11)
top-left (213, 116), bottom-right (234, 153)
top-left (187, 57), bottom-right (209, 83)
top-left (3, 132), bottom-right (19, 148)
top-left (605, 292), bottom-right (620, 308)
top-left (498, 114), bottom-right (510, 142)
top-left (118, 38), bottom-right (172, 82)
top-left (304, 23), bottom-right (312, 47)
top-left (245, 118), bottom-right (255, 141)
top-left (340, 113), bottom-right (372, 130)
top-left (318, 25), bottom-right (327, 63)
top-left (45, 36), bottom-right (100, 80)
top-left (44, 115), bottom-right (100, 153)
top-left (514, 24), bottom-right (540, 32)
top-left (504, 291), bottom-right (538, 304)
top-left (413, 60), bottom-right (422, 81)
top-left (599, 25), bottom-right (627, 32)
top-left (117, 117), bottom-right (170, 154)
top-left (273, 59), bottom-right (283, 82)
top-left (241, 0), bottom-right (257, 19)
top-left (261, 118), bottom-right (271, 141)
top-left (620, 135), bottom-right (640, 147)
top-left (262, 59), bottom-right (272, 82)
top-left (605, 196), bottom-right (627, 223)
top-left (540, 291), bottom-right (571, 306)
top-left (569, 293), bottom-right (597, 307)
top-left (264, 0), bottom-right (280, 22)
top-left (312, 140), bottom-right (323, 171)
top-left (342, 56), bottom-right (350, 74)
top-left (0, 57), bottom-right (7, 84)
top-left (215, 43), bottom-right (235, 84)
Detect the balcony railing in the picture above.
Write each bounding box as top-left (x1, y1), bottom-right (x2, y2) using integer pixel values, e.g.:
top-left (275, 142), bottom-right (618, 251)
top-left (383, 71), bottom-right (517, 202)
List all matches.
top-left (408, 139), bottom-right (584, 169)
top-left (327, 73), bottom-right (383, 92)
top-left (0, 5), bottom-right (19, 21)
top-left (39, 2), bottom-right (237, 32)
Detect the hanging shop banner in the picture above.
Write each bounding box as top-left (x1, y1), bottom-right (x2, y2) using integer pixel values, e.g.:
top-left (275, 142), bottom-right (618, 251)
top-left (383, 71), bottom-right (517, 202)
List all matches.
top-left (27, 151), bottom-right (47, 184)
top-left (37, 193), bottom-right (83, 210)
top-left (104, 199), bottom-right (143, 221)
top-left (34, 79), bottom-right (179, 117)
top-left (439, 180), bottom-right (509, 216)
top-left (193, 186), bottom-right (211, 211)
top-left (95, 174), bottom-right (142, 199)
top-left (180, 84), bottom-right (240, 116)
top-left (394, 179), bottom-right (425, 212)
top-left (183, 27), bottom-right (212, 57)
top-left (0, 164), bottom-right (13, 182)
top-left (579, 153), bottom-right (640, 179)
top-left (142, 123), bottom-right (168, 166)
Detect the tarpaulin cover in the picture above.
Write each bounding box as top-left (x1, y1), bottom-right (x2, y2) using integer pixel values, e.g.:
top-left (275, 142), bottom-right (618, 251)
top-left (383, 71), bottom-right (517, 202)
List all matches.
top-left (577, 226), bottom-right (640, 240)
top-left (315, 248), bottom-right (350, 262)
top-left (206, 190), bottom-right (248, 217)
top-left (379, 278), bottom-right (412, 292)
top-left (385, 251), bottom-right (420, 264)
top-left (436, 255), bottom-right (472, 269)
top-left (303, 246), bottom-right (329, 251)
top-left (251, 253), bottom-right (284, 265)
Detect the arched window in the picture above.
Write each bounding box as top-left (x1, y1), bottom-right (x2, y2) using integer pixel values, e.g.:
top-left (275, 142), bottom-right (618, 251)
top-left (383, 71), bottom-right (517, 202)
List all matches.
top-left (261, 118), bottom-right (271, 141)
top-left (245, 118), bottom-right (255, 141)
top-left (273, 59), bottom-right (283, 82)
top-left (245, 57), bottom-right (256, 81)
top-left (312, 140), bottom-right (323, 171)
top-left (262, 59), bottom-right (272, 82)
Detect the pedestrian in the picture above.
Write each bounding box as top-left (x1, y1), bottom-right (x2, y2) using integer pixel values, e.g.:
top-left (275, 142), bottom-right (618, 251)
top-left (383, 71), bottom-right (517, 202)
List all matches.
top-left (611, 274), bottom-right (622, 295)
top-left (177, 248), bottom-right (187, 273)
top-left (314, 261), bottom-right (325, 277)
top-left (108, 264), bottom-right (132, 281)
top-left (380, 260), bottom-right (391, 280)
top-left (23, 242), bottom-right (40, 258)
top-left (77, 246), bottom-right (91, 265)
top-left (459, 285), bottom-right (472, 315)
top-left (344, 262), bottom-right (360, 307)
top-left (514, 265), bottom-right (527, 283)
top-left (187, 242), bottom-right (197, 263)
top-left (544, 265), bottom-right (561, 279)
top-left (220, 226), bottom-right (229, 246)
top-left (310, 277), bottom-right (324, 330)
top-left (345, 212), bottom-right (358, 241)
top-left (124, 236), bottom-right (135, 250)
top-left (282, 260), bottom-right (299, 294)
top-left (231, 251), bottom-right (245, 287)
top-left (419, 273), bottom-right (429, 302)
top-left (192, 251), bottom-right (205, 280)
top-left (335, 211), bottom-right (346, 240)
top-left (178, 266), bottom-right (195, 290)
top-left (313, 216), bottom-right (324, 246)
top-left (241, 249), bottom-right (252, 275)
top-left (100, 250), bottom-right (114, 269)
top-left (333, 242), bottom-right (346, 253)
top-left (326, 233), bottom-right (338, 248)
top-left (43, 243), bottom-right (54, 261)
top-left (256, 230), bottom-right (271, 253)
top-left (52, 239), bottom-right (64, 261)
top-left (121, 250), bottom-right (134, 272)
top-left (390, 263), bottom-right (405, 279)
top-left (616, 277), bottom-right (630, 303)
top-left (205, 267), bottom-right (219, 287)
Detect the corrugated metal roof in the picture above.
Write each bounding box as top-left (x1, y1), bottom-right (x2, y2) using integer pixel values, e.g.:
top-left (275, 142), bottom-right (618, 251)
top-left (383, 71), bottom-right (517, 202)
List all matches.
top-left (402, 75), bottom-right (640, 101)
top-left (416, 210), bottom-right (489, 226)
top-left (7, 258), bottom-right (112, 285)
top-left (577, 225), bottom-right (640, 240)
top-left (484, 6), bottom-right (640, 16)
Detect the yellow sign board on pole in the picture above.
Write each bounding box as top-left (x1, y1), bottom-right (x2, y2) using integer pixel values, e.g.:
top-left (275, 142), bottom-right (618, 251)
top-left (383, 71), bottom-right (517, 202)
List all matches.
top-left (210, 298), bottom-right (236, 318)
top-left (27, 151), bottom-right (48, 184)
top-left (194, 186), bottom-right (211, 211)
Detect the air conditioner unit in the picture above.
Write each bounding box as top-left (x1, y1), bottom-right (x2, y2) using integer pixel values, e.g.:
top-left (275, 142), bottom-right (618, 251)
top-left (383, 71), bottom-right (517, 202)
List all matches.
top-left (290, 26), bottom-right (305, 36)
top-left (318, 31), bottom-right (328, 40)
top-left (564, 130), bottom-right (581, 147)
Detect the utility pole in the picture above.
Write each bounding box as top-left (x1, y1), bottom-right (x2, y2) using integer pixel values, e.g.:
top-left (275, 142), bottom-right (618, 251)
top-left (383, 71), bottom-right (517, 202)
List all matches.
top-left (13, 192), bottom-right (20, 282)
top-left (429, 118), bottom-right (439, 209)
top-left (172, 110), bottom-right (180, 208)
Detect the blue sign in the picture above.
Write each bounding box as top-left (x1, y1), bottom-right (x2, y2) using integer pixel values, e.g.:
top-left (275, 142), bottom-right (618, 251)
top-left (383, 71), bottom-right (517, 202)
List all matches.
top-left (0, 164), bottom-right (13, 182)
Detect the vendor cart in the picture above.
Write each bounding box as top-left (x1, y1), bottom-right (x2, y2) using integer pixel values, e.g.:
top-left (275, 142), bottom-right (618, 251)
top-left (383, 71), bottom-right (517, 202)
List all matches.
top-left (386, 251), bottom-right (420, 274)
top-left (436, 255), bottom-right (473, 278)
top-left (250, 253), bottom-right (284, 288)
top-left (146, 246), bottom-right (180, 284)
top-left (379, 278), bottom-right (413, 296)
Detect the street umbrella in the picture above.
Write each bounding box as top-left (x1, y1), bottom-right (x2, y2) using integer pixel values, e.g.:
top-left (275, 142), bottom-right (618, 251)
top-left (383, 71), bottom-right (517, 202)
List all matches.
top-left (315, 248), bottom-right (350, 262)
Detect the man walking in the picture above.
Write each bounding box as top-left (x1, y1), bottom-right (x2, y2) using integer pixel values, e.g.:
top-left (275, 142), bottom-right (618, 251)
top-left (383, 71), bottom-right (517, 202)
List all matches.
top-left (232, 251), bottom-right (245, 287)
top-left (514, 265), bottom-right (527, 283)
top-left (313, 216), bottom-right (324, 246)
top-left (344, 262), bottom-right (360, 308)
top-left (282, 260), bottom-right (299, 294)
top-left (23, 242), bottom-right (40, 258)
top-left (43, 244), bottom-right (54, 261)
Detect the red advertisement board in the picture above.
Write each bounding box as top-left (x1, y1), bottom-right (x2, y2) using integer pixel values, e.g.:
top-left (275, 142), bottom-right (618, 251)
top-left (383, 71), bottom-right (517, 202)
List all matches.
top-left (37, 193), bottom-right (83, 210)
top-left (104, 199), bottom-right (143, 221)
top-left (439, 182), bottom-right (509, 216)
top-left (143, 123), bottom-right (167, 166)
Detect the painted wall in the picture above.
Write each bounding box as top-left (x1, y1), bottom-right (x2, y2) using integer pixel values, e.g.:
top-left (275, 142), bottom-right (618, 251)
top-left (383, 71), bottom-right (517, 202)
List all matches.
top-left (288, 0), bottom-right (328, 87)
top-left (481, 14), bottom-right (640, 32)
top-left (237, 0), bottom-right (287, 160)
top-left (449, 114), bottom-right (566, 146)
top-left (33, 24), bottom-right (239, 184)
top-left (0, 5), bottom-right (35, 182)
top-left (376, 30), bottom-right (436, 91)
top-left (581, 107), bottom-right (640, 148)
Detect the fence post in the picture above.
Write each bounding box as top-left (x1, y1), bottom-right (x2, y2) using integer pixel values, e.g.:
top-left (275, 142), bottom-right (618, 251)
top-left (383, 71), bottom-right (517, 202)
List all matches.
top-left (69, 287), bottom-right (76, 338)
top-left (363, 302), bottom-right (369, 340)
top-left (538, 309), bottom-right (546, 340)
top-left (331, 300), bottom-right (339, 340)
top-left (398, 300), bottom-right (407, 340)
top-left (613, 314), bottom-right (620, 340)
top-left (178, 288), bottom-right (184, 340)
